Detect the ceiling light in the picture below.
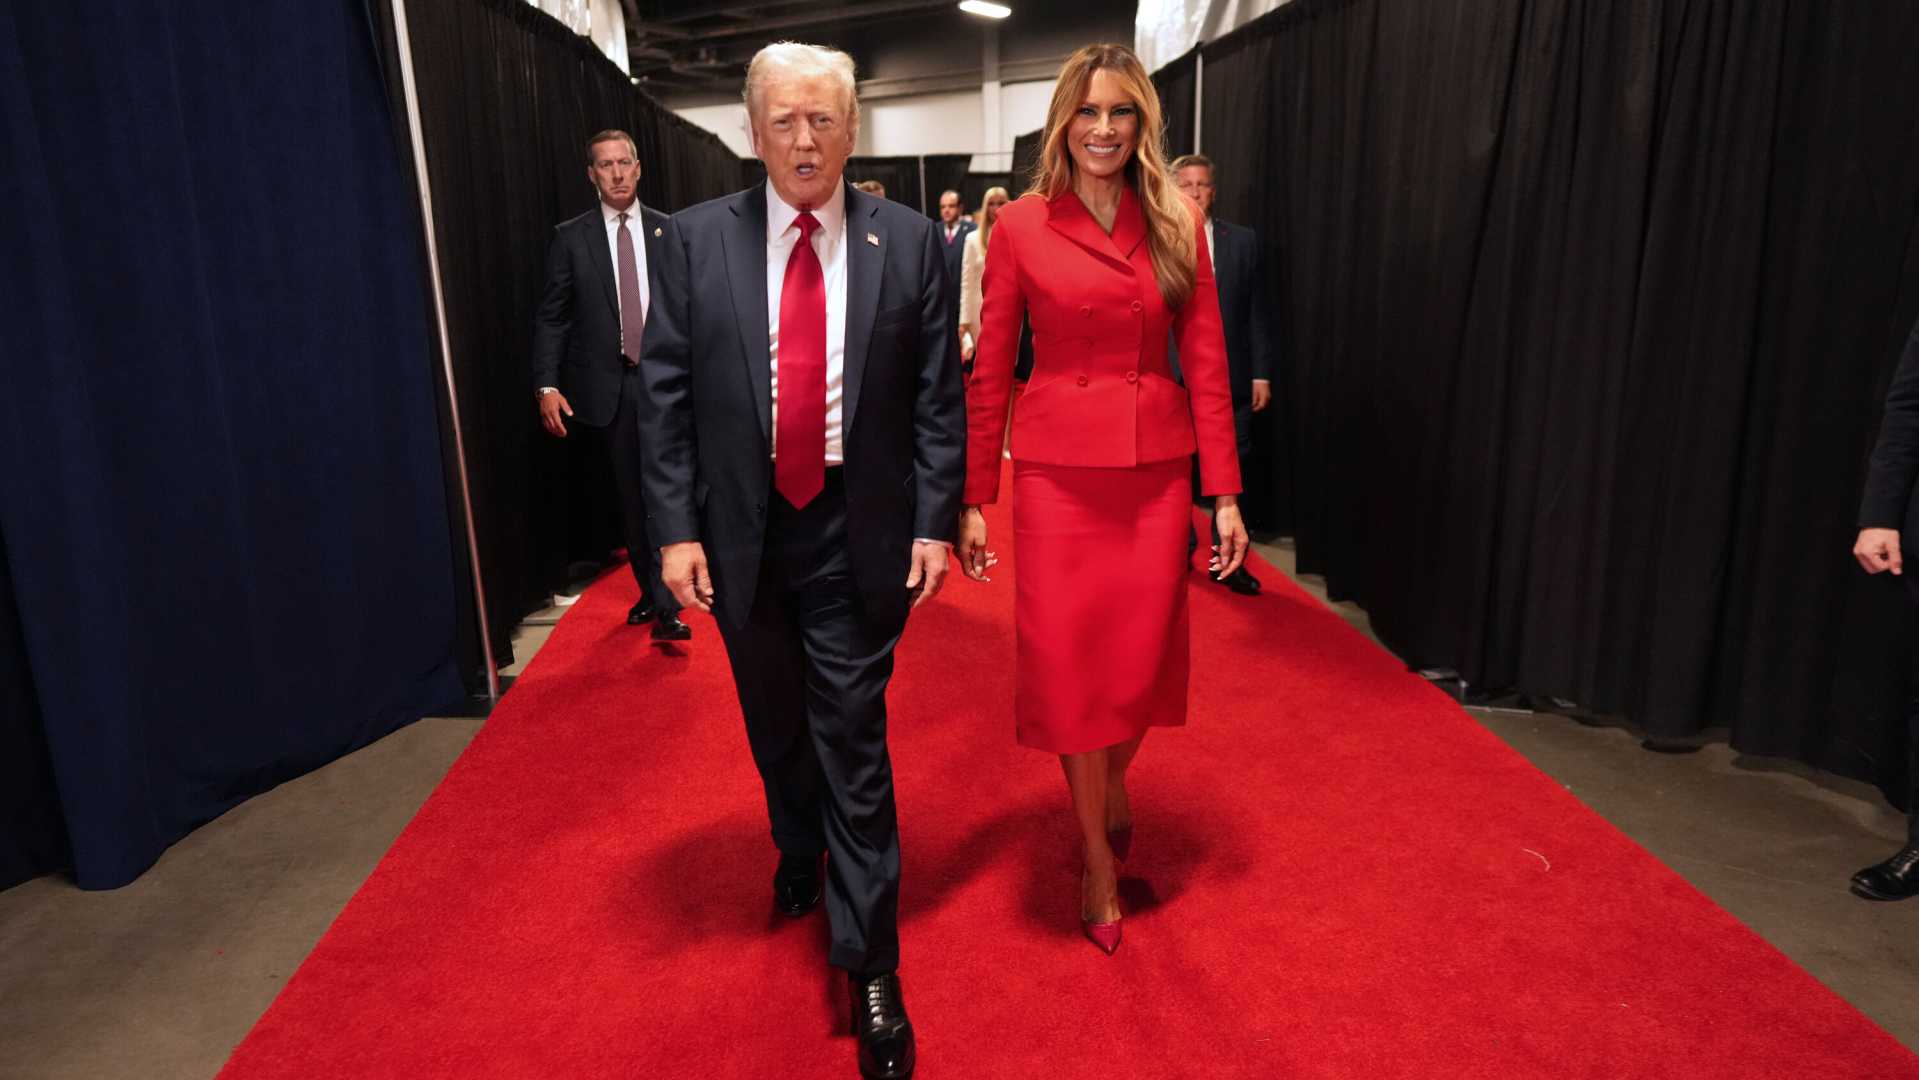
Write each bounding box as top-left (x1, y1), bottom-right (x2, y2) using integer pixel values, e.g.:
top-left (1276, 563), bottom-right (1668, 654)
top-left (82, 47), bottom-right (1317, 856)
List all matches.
top-left (959, 1), bottom-right (1012, 18)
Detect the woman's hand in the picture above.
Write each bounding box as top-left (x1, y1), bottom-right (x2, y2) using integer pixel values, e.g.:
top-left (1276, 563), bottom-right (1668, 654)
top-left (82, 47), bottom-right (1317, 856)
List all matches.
top-left (1211, 497), bottom-right (1249, 578)
top-left (959, 506), bottom-right (997, 581)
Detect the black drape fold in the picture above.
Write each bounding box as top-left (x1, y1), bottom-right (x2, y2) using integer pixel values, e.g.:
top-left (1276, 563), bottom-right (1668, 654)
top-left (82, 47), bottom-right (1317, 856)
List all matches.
top-left (1152, 46), bottom-right (1199, 159)
top-left (1200, 0), bottom-right (1919, 804)
top-left (1, 0), bottom-right (464, 888)
top-left (369, 0), bottom-right (746, 686)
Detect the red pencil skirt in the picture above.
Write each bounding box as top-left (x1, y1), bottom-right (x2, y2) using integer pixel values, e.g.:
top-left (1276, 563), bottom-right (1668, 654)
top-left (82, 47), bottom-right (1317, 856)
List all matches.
top-left (1011, 457), bottom-right (1191, 754)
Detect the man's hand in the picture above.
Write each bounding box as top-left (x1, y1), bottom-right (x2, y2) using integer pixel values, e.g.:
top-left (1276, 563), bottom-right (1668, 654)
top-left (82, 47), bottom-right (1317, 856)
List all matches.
top-left (1251, 379), bottom-right (1273, 413)
top-left (661, 541), bottom-right (715, 612)
top-left (958, 507), bottom-right (996, 581)
top-left (1211, 498), bottom-right (1250, 578)
top-left (1855, 527), bottom-right (1904, 576)
top-left (538, 390), bottom-right (574, 438)
top-left (906, 541), bottom-right (950, 609)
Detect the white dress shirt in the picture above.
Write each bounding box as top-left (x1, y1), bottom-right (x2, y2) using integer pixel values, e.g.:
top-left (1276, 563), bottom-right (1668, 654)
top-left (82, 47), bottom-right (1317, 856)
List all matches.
top-left (942, 221), bottom-right (963, 246)
top-left (766, 181), bottom-right (848, 465)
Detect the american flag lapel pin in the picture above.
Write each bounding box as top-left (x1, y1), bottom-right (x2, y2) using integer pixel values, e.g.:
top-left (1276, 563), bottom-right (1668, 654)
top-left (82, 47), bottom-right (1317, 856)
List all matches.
top-left (654, 227), bottom-right (662, 237)
top-left (866, 232), bottom-right (880, 247)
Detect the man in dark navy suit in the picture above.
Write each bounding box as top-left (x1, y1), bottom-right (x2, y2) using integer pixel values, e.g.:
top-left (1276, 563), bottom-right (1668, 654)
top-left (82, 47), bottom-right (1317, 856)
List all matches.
top-left (1851, 316), bottom-right (1919, 902)
top-left (1174, 153), bottom-right (1277, 595)
top-left (531, 129), bottom-right (688, 639)
top-left (638, 43), bottom-right (963, 1080)
top-left (934, 190), bottom-right (973, 349)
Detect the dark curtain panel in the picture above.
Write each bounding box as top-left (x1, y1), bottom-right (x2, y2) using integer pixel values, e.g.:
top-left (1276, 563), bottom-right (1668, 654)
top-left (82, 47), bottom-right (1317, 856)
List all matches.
top-left (844, 156), bottom-right (929, 213)
top-left (1151, 45), bottom-right (1199, 158)
top-left (0, 528), bottom-right (64, 889)
top-left (922, 153), bottom-right (975, 214)
top-left (1010, 128), bottom-right (1044, 194)
top-left (371, 0), bottom-right (745, 681)
top-left (0, 1), bottom-right (465, 888)
top-left (1203, 0), bottom-right (1919, 804)
top-left (959, 172), bottom-right (1013, 214)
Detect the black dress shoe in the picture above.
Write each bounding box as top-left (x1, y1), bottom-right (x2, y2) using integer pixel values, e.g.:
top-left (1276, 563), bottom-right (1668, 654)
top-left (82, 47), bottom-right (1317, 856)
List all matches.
top-left (651, 613), bottom-right (692, 641)
top-left (627, 600), bottom-right (657, 625)
top-left (1214, 567), bottom-right (1261, 595)
top-left (772, 853), bottom-right (822, 916)
top-left (1851, 845), bottom-right (1919, 901)
top-left (849, 972), bottom-right (915, 1079)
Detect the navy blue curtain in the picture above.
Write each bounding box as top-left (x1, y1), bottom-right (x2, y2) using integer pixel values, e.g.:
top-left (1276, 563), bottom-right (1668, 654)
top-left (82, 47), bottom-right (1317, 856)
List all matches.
top-left (0, 2), bottom-right (463, 888)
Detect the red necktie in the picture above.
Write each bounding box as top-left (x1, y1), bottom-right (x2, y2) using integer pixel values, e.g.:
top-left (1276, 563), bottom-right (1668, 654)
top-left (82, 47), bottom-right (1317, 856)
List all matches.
top-left (616, 212), bottom-right (645, 363)
top-left (776, 211), bottom-right (826, 508)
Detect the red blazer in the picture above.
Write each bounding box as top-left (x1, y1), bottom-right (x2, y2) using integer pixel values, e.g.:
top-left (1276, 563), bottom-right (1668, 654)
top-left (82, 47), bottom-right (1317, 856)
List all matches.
top-left (963, 186), bottom-right (1242, 505)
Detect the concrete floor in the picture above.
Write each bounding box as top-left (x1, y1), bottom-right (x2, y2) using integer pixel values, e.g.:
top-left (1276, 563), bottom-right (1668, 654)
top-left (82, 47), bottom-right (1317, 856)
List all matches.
top-left (2, 545), bottom-right (1915, 1079)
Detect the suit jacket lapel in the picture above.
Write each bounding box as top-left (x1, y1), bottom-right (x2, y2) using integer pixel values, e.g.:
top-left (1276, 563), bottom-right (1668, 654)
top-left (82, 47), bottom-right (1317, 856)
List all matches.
top-left (842, 184), bottom-right (880, 442)
top-left (585, 208), bottom-right (620, 319)
top-left (1046, 189), bottom-right (1142, 272)
top-left (724, 185), bottom-right (773, 442)
top-left (640, 203), bottom-right (665, 279)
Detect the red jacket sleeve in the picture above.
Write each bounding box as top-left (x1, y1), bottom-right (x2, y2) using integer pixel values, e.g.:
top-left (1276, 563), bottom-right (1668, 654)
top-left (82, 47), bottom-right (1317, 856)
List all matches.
top-left (963, 206), bottom-right (1028, 505)
top-left (1175, 210), bottom-right (1243, 497)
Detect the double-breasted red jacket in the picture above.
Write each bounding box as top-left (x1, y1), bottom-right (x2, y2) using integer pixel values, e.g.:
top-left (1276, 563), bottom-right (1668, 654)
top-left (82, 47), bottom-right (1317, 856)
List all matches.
top-left (963, 186), bottom-right (1242, 505)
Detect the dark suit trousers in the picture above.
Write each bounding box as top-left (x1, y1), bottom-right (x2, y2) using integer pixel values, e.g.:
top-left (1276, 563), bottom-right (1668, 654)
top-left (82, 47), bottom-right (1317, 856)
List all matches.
top-left (580, 372), bottom-right (674, 613)
top-left (714, 469), bottom-right (906, 975)
top-left (1193, 400), bottom-right (1259, 555)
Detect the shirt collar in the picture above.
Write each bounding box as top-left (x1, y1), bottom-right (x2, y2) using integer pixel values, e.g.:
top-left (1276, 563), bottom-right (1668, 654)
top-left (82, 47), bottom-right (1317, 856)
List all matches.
top-left (602, 200), bottom-right (639, 226)
top-left (767, 180), bottom-right (847, 245)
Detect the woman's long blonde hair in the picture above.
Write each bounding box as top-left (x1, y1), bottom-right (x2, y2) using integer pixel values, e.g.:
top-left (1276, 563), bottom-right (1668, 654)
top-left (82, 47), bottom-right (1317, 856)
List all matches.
top-left (974, 185), bottom-right (1010, 249)
top-left (1028, 44), bottom-right (1195, 309)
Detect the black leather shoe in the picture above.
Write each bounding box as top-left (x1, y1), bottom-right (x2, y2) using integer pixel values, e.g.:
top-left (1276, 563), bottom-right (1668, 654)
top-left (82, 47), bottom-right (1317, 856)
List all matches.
top-left (627, 600), bottom-right (657, 625)
top-left (849, 973), bottom-right (915, 1079)
top-left (1851, 845), bottom-right (1919, 901)
top-left (651, 613), bottom-right (692, 641)
top-left (1215, 567), bottom-right (1261, 595)
top-left (772, 853), bottom-right (822, 916)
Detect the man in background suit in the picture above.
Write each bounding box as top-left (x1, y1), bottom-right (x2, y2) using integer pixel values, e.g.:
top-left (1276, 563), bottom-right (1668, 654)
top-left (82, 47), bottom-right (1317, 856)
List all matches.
top-left (531, 129), bottom-right (689, 640)
top-left (1174, 153), bottom-right (1277, 595)
top-left (638, 43), bottom-right (963, 1080)
top-left (1850, 315), bottom-right (1919, 901)
top-left (935, 190), bottom-right (973, 348)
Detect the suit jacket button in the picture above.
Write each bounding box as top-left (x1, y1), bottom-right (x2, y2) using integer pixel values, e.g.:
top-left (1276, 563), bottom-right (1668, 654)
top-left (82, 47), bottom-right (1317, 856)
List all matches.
top-left (1076, 375), bottom-right (1090, 386)
top-left (1130, 300), bottom-right (1143, 313)
top-left (755, 502), bottom-right (765, 514)
top-left (1125, 370), bottom-right (1139, 383)
top-left (1079, 305), bottom-right (1091, 317)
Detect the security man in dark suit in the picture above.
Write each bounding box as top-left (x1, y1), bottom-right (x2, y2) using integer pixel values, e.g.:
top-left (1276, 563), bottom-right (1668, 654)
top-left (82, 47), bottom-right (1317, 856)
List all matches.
top-left (1173, 153), bottom-right (1277, 595)
top-left (638, 44), bottom-right (963, 1079)
top-left (1850, 315), bottom-right (1919, 901)
top-left (532, 129), bottom-right (688, 640)
top-left (935, 190), bottom-right (974, 348)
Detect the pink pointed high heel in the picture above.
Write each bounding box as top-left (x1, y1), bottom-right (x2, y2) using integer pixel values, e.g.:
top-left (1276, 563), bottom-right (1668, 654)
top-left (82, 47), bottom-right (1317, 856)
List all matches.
top-left (1082, 916), bottom-right (1123, 955)
top-left (1080, 865), bottom-right (1123, 955)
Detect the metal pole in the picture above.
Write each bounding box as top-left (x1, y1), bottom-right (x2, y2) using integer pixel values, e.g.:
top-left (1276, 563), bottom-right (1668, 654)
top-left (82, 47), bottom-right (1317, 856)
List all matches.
top-left (918, 153), bottom-right (928, 216)
top-left (390, 0), bottom-right (501, 704)
top-left (1194, 48), bottom-right (1204, 154)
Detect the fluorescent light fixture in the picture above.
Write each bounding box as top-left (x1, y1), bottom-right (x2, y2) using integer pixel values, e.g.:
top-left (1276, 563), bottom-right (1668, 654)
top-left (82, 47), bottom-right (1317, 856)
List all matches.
top-left (958, 1), bottom-right (1011, 17)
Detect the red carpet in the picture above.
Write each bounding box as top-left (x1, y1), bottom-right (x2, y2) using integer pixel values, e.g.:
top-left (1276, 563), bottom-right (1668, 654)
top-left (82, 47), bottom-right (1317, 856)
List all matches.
top-left (221, 485), bottom-right (1918, 1079)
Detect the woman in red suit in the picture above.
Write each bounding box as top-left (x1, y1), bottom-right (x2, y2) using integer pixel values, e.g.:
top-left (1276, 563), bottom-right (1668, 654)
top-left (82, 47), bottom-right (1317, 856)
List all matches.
top-left (958, 43), bottom-right (1247, 954)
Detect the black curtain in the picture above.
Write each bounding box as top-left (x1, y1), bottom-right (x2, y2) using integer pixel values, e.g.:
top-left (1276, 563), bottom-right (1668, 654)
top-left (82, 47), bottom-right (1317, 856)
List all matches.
top-left (370, 0), bottom-right (745, 685)
top-left (1010, 128), bottom-right (1044, 193)
top-left (1, 1), bottom-right (465, 888)
top-left (1202, 0), bottom-right (1919, 805)
top-left (922, 153), bottom-right (974, 213)
top-left (959, 172), bottom-right (1013, 212)
top-left (843, 156), bottom-right (930, 213)
top-left (1152, 45), bottom-right (1199, 159)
